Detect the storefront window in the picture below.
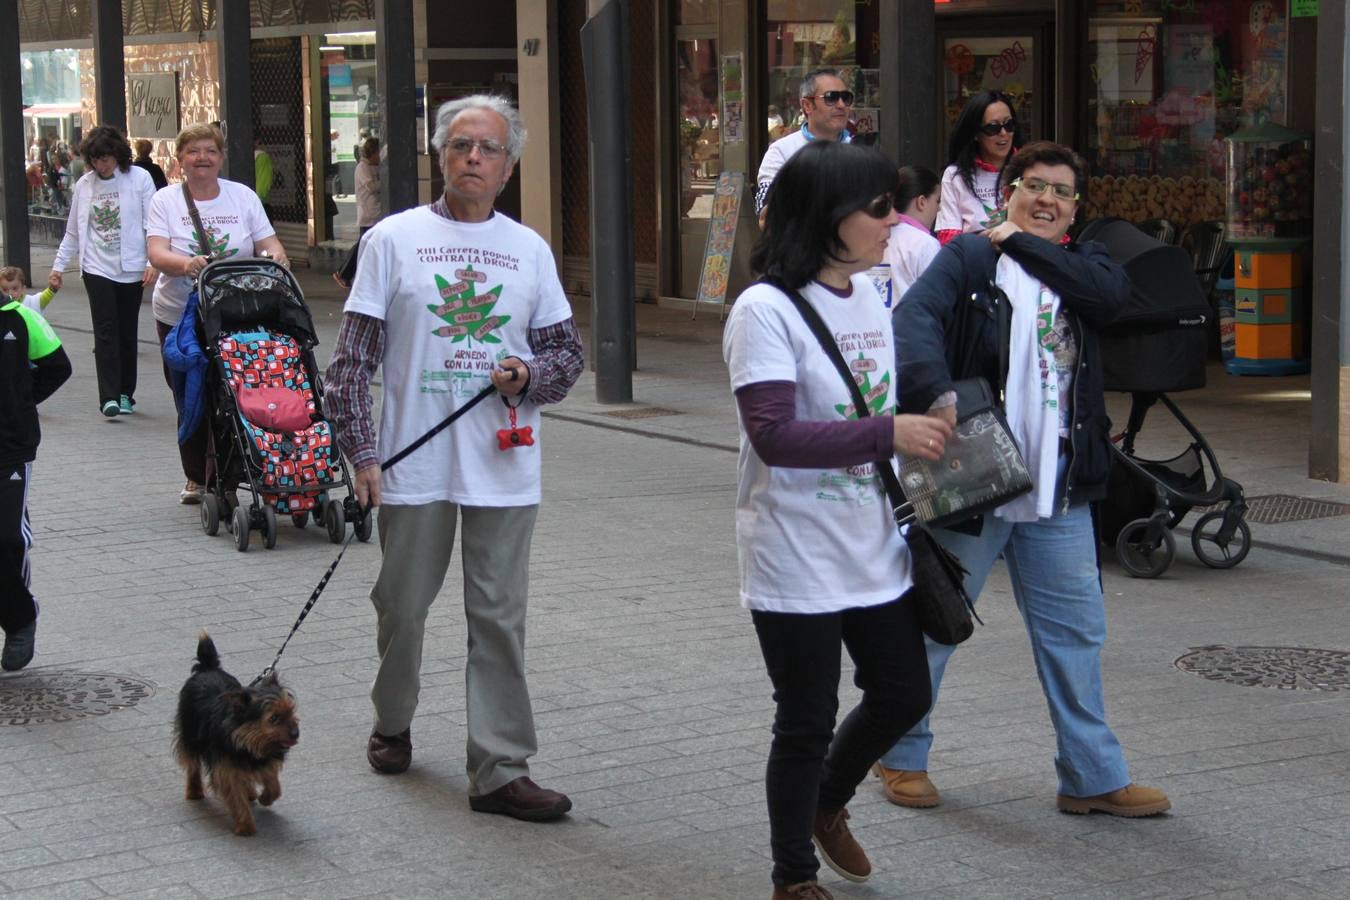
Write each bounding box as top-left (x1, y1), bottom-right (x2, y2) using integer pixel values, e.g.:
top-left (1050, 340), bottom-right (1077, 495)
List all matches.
top-left (764, 0), bottom-right (881, 143)
top-left (1084, 0), bottom-right (1289, 227)
top-left (941, 34), bottom-right (1037, 145)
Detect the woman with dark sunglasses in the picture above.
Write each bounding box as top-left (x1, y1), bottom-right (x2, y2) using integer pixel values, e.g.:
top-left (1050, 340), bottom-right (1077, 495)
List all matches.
top-left (724, 140), bottom-right (951, 899)
top-left (935, 89), bottom-right (1025, 244)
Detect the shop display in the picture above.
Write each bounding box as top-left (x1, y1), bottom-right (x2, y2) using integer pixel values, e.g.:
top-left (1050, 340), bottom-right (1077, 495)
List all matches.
top-left (1085, 173), bottom-right (1225, 228)
top-left (1224, 122), bottom-right (1312, 240)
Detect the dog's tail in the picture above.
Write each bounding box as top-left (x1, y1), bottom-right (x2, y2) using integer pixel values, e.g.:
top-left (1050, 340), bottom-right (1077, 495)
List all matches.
top-left (193, 630), bottom-right (221, 673)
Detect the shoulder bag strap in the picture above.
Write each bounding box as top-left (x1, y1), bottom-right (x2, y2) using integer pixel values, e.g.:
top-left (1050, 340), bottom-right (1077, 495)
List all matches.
top-left (182, 182), bottom-right (213, 262)
top-left (987, 278), bottom-right (1011, 405)
top-left (776, 282), bottom-right (915, 528)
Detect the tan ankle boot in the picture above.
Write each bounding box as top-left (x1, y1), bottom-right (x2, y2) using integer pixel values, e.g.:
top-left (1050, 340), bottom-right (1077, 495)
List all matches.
top-left (872, 762), bottom-right (941, 808)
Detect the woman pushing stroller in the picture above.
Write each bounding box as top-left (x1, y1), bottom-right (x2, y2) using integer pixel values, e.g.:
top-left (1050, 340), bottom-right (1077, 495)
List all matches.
top-left (875, 141), bottom-right (1171, 819)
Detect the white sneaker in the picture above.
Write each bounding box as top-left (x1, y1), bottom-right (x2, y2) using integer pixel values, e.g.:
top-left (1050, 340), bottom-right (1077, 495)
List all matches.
top-left (179, 481), bottom-right (204, 504)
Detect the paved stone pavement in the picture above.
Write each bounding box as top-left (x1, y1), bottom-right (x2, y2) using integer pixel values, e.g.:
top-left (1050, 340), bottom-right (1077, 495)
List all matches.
top-left (2, 264), bottom-right (1349, 899)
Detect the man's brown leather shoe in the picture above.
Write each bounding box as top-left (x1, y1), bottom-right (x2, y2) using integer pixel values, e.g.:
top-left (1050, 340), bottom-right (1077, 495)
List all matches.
top-left (468, 776), bottom-right (572, 821)
top-left (771, 880), bottom-right (834, 899)
top-left (811, 806), bottom-right (871, 883)
top-left (366, 728), bottom-right (411, 774)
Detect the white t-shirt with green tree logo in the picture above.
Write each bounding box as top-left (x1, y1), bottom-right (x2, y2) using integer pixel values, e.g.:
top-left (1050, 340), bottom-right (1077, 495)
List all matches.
top-left (723, 277), bottom-right (913, 614)
top-left (344, 206), bottom-right (572, 507)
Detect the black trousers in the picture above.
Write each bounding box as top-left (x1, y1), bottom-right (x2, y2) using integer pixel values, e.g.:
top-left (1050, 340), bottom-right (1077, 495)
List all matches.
top-left (0, 462), bottom-right (35, 632)
top-left (82, 272), bottom-right (143, 405)
top-left (752, 594), bottom-right (931, 887)
top-left (155, 319), bottom-right (209, 484)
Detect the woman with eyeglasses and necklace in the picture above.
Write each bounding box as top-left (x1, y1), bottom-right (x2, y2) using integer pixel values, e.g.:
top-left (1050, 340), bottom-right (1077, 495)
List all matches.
top-left (935, 89), bottom-right (1025, 244)
top-left (873, 142), bottom-right (1171, 820)
top-left (725, 140), bottom-right (951, 900)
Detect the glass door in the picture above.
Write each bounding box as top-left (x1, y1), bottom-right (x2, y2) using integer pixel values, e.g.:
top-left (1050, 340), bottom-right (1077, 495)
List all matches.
top-left (674, 33), bottom-right (720, 296)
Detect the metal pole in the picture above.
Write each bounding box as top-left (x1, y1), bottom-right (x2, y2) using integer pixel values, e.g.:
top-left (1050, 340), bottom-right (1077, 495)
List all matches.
top-left (376, 0), bottom-right (417, 214)
top-left (92, 0), bottom-right (127, 133)
top-left (581, 0), bottom-right (635, 403)
top-left (881, 0), bottom-right (936, 167)
top-left (0, 0), bottom-right (28, 277)
top-left (1310, 0), bottom-right (1347, 481)
top-left (216, 0), bottom-right (253, 186)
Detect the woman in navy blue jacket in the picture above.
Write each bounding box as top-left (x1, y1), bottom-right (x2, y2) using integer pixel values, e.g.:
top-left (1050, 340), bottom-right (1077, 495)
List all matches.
top-left (874, 142), bottom-right (1172, 819)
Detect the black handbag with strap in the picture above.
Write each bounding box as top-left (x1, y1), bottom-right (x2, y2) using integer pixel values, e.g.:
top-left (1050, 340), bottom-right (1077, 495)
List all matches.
top-left (779, 283), bottom-right (979, 646)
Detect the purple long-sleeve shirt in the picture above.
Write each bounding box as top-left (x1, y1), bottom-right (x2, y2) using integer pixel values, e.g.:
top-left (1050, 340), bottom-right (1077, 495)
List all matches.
top-left (734, 380), bottom-right (894, 468)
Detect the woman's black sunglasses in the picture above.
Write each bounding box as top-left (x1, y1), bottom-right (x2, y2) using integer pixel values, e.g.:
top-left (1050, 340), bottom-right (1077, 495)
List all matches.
top-left (979, 119), bottom-right (1017, 137)
top-left (864, 192), bottom-right (895, 219)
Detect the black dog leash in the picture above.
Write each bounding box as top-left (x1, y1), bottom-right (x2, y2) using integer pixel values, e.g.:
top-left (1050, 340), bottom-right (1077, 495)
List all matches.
top-left (251, 383), bottom-right (498, 684)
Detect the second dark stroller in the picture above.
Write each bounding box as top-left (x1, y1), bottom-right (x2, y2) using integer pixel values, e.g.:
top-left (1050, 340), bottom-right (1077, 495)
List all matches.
top-left (1079, 218), bottom-right (1250, 578)
top-left (196, 257), bottom-right (371, 551)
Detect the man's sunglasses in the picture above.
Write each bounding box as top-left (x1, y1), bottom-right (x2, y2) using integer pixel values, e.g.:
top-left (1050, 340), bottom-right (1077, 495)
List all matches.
top-left (978, 119), bottom-right (1017, 137)
top-left (810, 90), bottom-right (854, 107)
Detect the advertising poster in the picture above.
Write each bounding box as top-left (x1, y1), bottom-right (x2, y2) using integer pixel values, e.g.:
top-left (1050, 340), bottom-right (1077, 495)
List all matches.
top-left (329, 100), bottom-right (360, 162)
top-left (695, 171), bottom-right (745, 317)
top-left (721, 53), bottom-right (744, 144)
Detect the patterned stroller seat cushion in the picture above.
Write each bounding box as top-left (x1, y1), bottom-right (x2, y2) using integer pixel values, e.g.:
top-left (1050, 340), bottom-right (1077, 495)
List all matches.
top-left (215, 331), bottom-right (340, 509)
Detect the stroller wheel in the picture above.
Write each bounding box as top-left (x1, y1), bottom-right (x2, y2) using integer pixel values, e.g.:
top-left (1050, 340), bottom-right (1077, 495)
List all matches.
top-left (262, 506), bottom-right (278, 550)
top-left (233, 506), bottom-right (251, 552)
top-left (1115, 518), bottom-right (1175, 578)
top-left (354, 505), bottom-right (374, 543)
top-left (201, 495), bottom-right (221, 537)
top-left (292, 511), bottom-right (309, 529)
top-left (1190, 510), bottom-right (1252, 569)
top-left (325, 499), bottom-right (346, 544)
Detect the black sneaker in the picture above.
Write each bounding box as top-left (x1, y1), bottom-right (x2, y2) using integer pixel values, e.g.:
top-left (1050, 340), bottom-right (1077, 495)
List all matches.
top-left (2, 621), bottom-right (36, 671)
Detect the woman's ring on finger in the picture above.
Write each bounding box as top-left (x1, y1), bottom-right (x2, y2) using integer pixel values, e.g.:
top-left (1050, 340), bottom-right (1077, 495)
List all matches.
top-left (927, 438), bottom-right (934, 449)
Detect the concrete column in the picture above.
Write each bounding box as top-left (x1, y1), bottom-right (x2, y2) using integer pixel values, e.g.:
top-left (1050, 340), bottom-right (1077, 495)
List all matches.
top-left (1311, 0), bottom-right (1348, 482)
top-left (880, 0), bottom-right (936, 168)
top-left (376, 0), bottom-right (418, 215)
top-left (517, 0), bottom-right (563, 260)
top-left (216, 0), bottom-right (253, 186)
top-left (92, 0), bottom-right (127, 133)
top-left (0, 1), bottom-right (26, 277)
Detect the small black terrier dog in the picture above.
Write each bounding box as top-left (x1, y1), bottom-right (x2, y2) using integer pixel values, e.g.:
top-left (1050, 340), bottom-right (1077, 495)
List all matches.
top-left (173, 632), bottom-right (300, 835)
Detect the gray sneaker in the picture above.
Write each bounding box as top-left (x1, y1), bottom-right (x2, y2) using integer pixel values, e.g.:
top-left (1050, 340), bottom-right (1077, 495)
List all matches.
top-left (2, 621), bottom-right (36, 671)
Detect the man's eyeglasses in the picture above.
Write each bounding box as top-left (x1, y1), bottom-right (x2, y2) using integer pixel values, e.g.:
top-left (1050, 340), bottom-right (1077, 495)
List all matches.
top-left (863, 192), bottom-right (894, 219)
top-left (446, 137), bottom-right (507, 159)
top-left (978, 119), bottom-right (1016, 137)
top-left (1011, 177), bottom-right (1079, 202)
top-left (809, 90), bottom-right (854, 107)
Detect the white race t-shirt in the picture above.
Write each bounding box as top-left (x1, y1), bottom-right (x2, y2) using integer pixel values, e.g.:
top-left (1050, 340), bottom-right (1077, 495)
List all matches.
top-left (936, 163), bottom-right (1002, 235)
top-left (345, 206), bottom-right (573, 507)
top-left (885, 215), bottom-right (941, 301)
top-left (723, 277), bottom-right (912, 614)
top-left (81, 175), bottom-right (127, 279)
top-left (146, 179), bottom-right (275, 324)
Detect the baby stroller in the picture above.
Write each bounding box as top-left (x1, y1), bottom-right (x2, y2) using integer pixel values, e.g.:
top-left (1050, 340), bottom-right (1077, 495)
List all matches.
top-left (196, 257), bottom-right (371, 551)
top-left (1079, 218), bottom-right (1250, 578)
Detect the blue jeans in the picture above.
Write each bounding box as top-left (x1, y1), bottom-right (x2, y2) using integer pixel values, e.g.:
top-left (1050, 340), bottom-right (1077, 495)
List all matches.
top-left (879, 502), bottom-right (1131, 797)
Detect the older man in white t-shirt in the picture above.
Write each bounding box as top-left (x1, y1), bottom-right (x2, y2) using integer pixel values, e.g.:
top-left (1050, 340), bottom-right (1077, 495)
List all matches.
top-left (326, 95), bottom-right (584, 821)
top-left (755, 68), bottom-right (855, 214)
